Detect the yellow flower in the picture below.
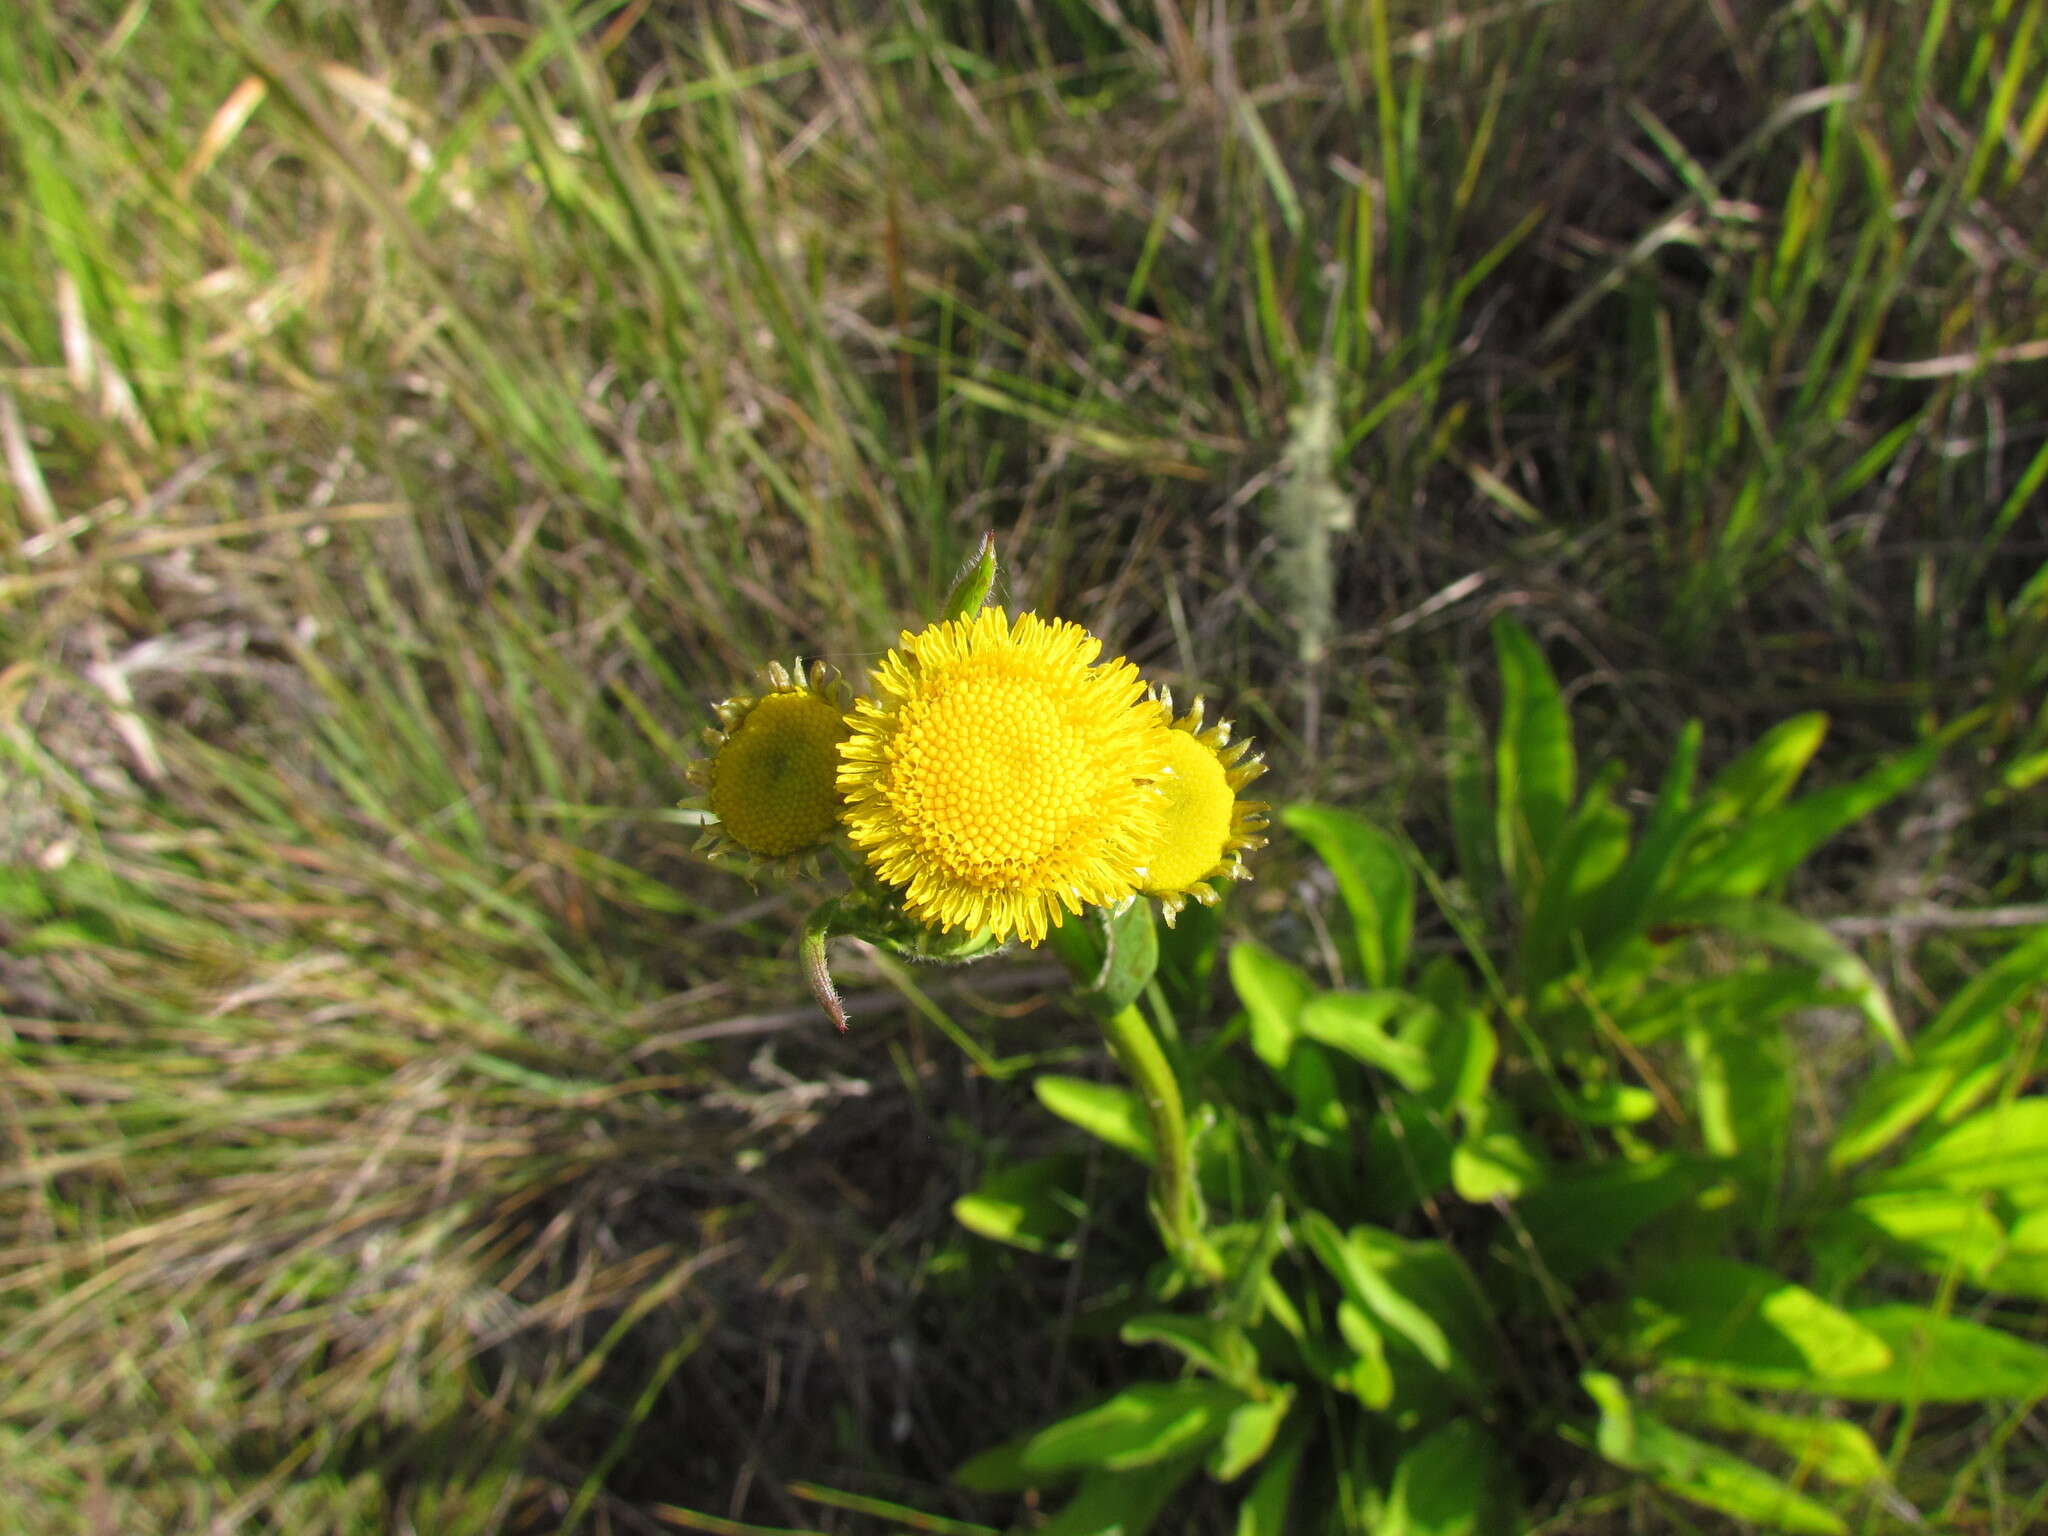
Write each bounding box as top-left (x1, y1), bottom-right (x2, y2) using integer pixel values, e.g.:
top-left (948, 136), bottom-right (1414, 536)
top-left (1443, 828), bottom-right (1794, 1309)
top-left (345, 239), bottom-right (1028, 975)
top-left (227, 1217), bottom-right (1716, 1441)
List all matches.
top-left (1135, 692), bottom-right (1267, 923)
top-left (688, 660), bottom-right (851, 863)
top-left (838, 608), bottom-right (1168, 945)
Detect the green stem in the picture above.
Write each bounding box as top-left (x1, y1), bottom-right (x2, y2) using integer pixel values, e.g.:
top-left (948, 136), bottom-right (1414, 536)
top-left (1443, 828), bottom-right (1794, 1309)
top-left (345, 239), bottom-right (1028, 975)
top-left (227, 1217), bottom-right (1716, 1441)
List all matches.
top-left (1098, 1002), bottom-right (1222, 1283)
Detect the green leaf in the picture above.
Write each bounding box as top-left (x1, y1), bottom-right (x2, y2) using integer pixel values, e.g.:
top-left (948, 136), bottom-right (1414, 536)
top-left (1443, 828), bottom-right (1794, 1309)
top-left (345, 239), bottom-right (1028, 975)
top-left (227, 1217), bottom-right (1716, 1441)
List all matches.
top-left (1628, 1259), bottom-right (1892, 1388)
top-left (1650, 898), bottom-right (1903, 1056)
top-left (1032, 1452), bottom-right (1204, 1536)
top-left (1233, 1423), bottom-right (1306, 1536)
top-left (1217, 1197), bottom-right (1290, 1330)
top-left (1298, 990), bottom-right (1436, 1092)
top-left (1838, 1188), bottom-right (2048, 1299)
top-left (952, 1155), bottom-right (1085, 1256)
top-left (1819, 1305), bottom-right (2048, 1401)
top-left (1652, 1385), bottom-right (1885, 1487)
top-left (1298, 1215), bottom-right (1494, 1392)
top-left (1665, 735), bottom-right (1944, 905)
top-left (1560, 1077), bottom-right (1660, 1126)
top-left (1280, 804), bottom-right (1412, 986)
top-left (1037, 1076), bottom-right (1154, 1161)
top-left (1517, 766), bottom-right (1633, 993)
top-left (1691, 713), bottom-right (1828, 831)
top-left (955, 1383), bottom-right (1245, 1491)
top-left (1411, 1004), bottom-right (1497, 1114)
top-left (1047, 900), bottom-right (1158, 1016)
top-left (1206, 1388), bottom-right (1294, 1482)
top-left (1120, 1315), bottom-right (1257, 1390)
top-left (1156, 896), bottom-right (1224, 1027)
top-left (1360, 1097), bottom-right (1456, 1222)
top-left (1332, 1301), bottom-right (1394, 1408)
top-left (1617, 967), bottom-right (1834, 1047)
top-left (1096, 899), bottom-right (1160, 1014)
top-left (1228, 941), bottom-right (1315, 1073)
top-left (1451, 1102), bottom-right (1547, 1201)
top-left (1578, 721), bottom-right (1701, 968)
top-left (1581, 1372), bottom-right (1848, 1535)
top-left (1514, 1155), bottom-right (1702, 1281)
top-left (1445, 685), bottom-right (1501, 910)
top-left (1686, 1021), bottom-right (1791, 1184)
top-left (1875, 1097), bottom-right (2048, 1194)
top-left (1833, 928), bottom-right (2048, 1169)
top-left (1491, 616), bottom-right (1576, 908)
top-left (1382, 1421), bottom-right (1515, 1536)
top-left (1838, 1187), bottom-right (2007, 1276)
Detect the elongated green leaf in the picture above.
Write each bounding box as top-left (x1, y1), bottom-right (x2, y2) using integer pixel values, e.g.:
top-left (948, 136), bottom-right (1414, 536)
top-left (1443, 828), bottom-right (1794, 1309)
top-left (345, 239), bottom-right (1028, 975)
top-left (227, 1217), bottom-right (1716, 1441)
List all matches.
top-left (1582, 1371), bottom-right (1848, 1535)
top-left (1383, 1421), bottom-right (1515, 1536)
top-left (1840, 1188), bottom-right (2048, 1299)
top-left (1452, 1103), bottom-right (1548, 1202)
top-left (1618, 967), bottom-right (1835, 1047)
top-left (1217, 1197), bottom-right (1289, 1330)
top-left (1299, 1215), bottom-right (1494, 1392)
top-left (952, 1155), bottom-right (1085, 1256)
top-left (1097, 898), bottom-right (1160, 1013)
top-left (1228, 940), bottom-right (1315, 1072)
top-left (955, 1382), bottom-right (1245, 1491)
top-left (1047, 899), bottom-right (1159, 1016)
top-left (1036, 1076), bottom-right (1153, 1161)
top-left (1515, 1155), bottom-right (1702, 1281)
top-left (1579, 720), bottom-right (1701, 967)
top-left (1207, 1388), bottom-right (1293, 1482)
top-left (1833, 927), bottom-right (2048, 1168)
top-left (1820, 1305), bottom-right (2048, 1401)
top-left (1517, 767), bottom-right (1632, 993)
top-left (1628, 1259), bottom-right (1892, 1388)
top-left (1281, 804), bottom-right (1413, 986)
top-left (1491, 616), bottom-right (1576, 907)
top-left (1333, 1301), bottom-right (1394, 1408)
top-left (1876, 1097), bottom-right (2048, 1193)
top-left (1233, 1422), bottom-right (1306, 1536)
top-left (1686, 1022), bottom-right (1791, 1183)
top-left (1445, 685), bottom-right (1501, 909)
top-left (1033, 1451), bottom-right (1204, 1536)
top-left (1650, 899), bottom-right (1902, 1055)
top-left (1120, 1315), bottom-right (1257, 1390)
top-left (1652, 1385), bottom-right (1886, 1487)
top-left (1360, 1096), bottom-right (1456, 1222)
top-left (1692, 713), bottom-right (1828, 830)
top-left (1560, 1077), bottom-right (1660, 1126)
top-left (1298, 990), bottom-right (1436, 1091)
top-left (1422, 1007), bottom-right (1498, 1113)
top-left (1666, 736), bottom-right (1944, 905)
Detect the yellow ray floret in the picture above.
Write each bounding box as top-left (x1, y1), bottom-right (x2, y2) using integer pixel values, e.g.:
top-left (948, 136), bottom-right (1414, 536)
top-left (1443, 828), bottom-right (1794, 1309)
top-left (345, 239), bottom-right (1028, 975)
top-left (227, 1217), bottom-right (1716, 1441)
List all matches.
top-left (838, 608), bottom-right (1169, 945)
top-left (689, 660), bottom-right (851, 864)
top-left (1135, 691), bottom-right (1268, 924)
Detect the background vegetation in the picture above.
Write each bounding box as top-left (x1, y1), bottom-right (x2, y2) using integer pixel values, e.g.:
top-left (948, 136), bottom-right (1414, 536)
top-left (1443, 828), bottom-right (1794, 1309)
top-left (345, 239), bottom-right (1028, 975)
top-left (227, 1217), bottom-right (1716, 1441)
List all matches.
top-left (1, 0), bottom-right (2043, 1531)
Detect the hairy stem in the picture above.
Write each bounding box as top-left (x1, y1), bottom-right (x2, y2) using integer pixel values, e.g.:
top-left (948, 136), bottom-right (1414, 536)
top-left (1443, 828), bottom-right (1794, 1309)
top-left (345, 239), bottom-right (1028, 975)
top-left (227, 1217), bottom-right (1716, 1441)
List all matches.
top-left (1097, 1002), bottom-right (1222, 1283)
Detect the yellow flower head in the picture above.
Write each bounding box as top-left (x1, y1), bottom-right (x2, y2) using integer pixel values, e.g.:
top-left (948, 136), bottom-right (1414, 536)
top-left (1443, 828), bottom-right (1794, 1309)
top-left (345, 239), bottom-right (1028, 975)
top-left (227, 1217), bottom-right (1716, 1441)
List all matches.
top-left (688, 660), bottom-right (851, 864)
top-left (838, 608), bottom-right (1168, 945)
top-left (1135, 691), bottom-right (1268, 924)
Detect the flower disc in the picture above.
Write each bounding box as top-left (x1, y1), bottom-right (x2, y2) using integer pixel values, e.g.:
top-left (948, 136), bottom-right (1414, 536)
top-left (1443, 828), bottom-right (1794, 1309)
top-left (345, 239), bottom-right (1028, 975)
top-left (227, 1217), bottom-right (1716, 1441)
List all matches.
top-left (703, 683), bottom-right (850, 859)
top-left (838, 608), bottom-right (1167, 945)
top-left (1134, 693), bottom-right (1268, 922)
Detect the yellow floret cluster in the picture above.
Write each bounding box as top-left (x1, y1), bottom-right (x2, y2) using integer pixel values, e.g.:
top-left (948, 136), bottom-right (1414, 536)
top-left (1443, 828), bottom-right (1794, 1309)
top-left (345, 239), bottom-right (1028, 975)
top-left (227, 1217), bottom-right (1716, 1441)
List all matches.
top-left (689, 610), bottom-right (1266, 945)
top-left (705, 690), bottom-right (848, 857)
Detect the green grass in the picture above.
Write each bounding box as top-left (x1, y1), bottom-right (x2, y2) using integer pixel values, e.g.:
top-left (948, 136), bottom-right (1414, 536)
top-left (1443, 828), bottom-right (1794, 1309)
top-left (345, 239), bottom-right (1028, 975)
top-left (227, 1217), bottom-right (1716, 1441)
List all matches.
top-left (1, 0), bottom-right (2044, 1530)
